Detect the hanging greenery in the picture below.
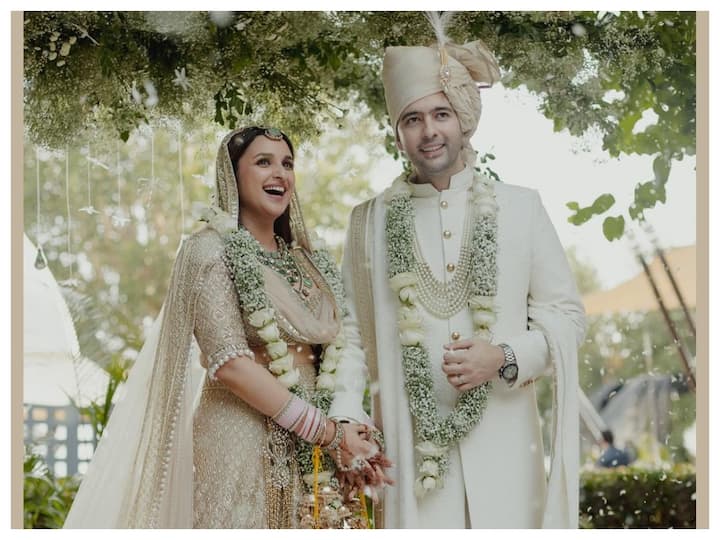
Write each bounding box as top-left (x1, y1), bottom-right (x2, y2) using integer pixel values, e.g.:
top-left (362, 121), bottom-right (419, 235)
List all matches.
top-left (23, 11), bottom-right (697, 239)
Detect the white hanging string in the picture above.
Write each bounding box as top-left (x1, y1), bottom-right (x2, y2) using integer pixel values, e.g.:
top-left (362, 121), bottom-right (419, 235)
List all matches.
top-left (113, 141), bottom-right (130, 227)
top-left (63, 145), bottom-right (77, 286)
top-left (79, 143), bottom-right (99, 215)
top-left (138, 127), bottom-right (157, 209)
top-left (63, 147), bottom-right (84, 393)
top-left (36, 147), bottom-right (40, 237)
top-left (34, 146), bottom-right (47, 269)
top-left (151, 128), bottom-right (155, 187)
top-left (178, 126), bottom-right (186, 240)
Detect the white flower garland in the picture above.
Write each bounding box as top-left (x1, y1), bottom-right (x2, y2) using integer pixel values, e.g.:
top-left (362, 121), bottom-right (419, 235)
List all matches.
top-left (201, 205), bottom-right (348, 477)
top-left (384, 172), bottom-right (499, 497)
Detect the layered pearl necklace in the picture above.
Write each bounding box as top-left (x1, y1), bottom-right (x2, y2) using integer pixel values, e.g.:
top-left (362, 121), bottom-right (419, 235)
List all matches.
top-left (384, 171), bottom-right (499, 496)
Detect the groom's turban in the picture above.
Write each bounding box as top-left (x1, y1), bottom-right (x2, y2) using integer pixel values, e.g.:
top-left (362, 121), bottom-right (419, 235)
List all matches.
top-left (382, 40), bottom-right (501, 166)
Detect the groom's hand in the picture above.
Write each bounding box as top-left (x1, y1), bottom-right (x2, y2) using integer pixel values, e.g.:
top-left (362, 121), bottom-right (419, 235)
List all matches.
top-left (442, 338), bottom-right (504, 391)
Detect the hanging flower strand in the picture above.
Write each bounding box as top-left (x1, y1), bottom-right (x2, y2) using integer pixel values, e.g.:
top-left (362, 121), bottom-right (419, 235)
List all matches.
top-left (112, 141), bottom-right (131, 227)
top-left (78, 144), bottom-right (99, 215)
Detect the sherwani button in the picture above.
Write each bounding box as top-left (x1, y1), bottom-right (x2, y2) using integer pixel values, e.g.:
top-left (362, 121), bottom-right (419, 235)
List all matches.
top-left (451, 331), bottom-right (460, 341)
top-left (440, 200), bottom-right (448, 209)
top-left (446, 263), bottom-right (456, 272)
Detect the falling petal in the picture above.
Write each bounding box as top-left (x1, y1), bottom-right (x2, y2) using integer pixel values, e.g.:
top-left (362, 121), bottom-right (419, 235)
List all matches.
top-left (571, 23), bottom-right (587, 37)
top-left (143, 80), bottom-right (158, 107)
top-left (209, 11), bottom-right (234, 28)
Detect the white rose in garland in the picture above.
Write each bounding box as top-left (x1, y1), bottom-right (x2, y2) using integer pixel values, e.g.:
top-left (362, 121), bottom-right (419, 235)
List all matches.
top-left (257, 321), bottom-right (281, 343)
top-left (248, 307), bottom-right (276, 328)
top-left (266, 339), bottom-right (289, 359)
top-left (384, 172), bottom-right (499, 497)
top-left (389, 272), bottom-right (418, 292)
top-left (267, 353), bottom-right (295, 375)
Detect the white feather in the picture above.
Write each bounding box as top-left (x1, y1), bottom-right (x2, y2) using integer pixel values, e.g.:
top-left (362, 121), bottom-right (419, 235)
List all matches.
top-left (424, 11), bottom-right (455, 46)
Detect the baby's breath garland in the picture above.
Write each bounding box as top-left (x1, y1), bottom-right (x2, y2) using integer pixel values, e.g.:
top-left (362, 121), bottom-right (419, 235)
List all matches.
top-left (384, 172), bottom-right (499, 497)
top-left (201, 206), bottom-right (348, 478)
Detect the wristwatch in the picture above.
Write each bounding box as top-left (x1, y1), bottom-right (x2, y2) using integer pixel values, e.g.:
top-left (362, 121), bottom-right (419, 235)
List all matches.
top-left (497, 343), bottom-right (519, 387)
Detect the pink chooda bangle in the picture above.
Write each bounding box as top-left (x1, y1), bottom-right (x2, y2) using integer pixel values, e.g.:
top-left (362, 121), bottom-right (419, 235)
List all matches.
top-left (272, 394), bottom-right (327, 444)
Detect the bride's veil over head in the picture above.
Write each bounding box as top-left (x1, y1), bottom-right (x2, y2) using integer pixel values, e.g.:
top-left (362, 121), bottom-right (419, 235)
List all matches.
top-left (64, 126), bottom-right (314, 528)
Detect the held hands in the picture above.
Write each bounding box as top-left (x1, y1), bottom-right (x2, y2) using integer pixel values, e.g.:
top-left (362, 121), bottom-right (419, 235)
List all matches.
top-left (329, 422), bottom-right (394, 501)
top-left (442, 338), bottom-right (504, 391)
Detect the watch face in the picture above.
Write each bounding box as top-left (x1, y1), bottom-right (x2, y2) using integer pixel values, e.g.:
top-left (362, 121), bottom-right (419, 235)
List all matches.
top-left (502, 363), bottom-right (518, 381)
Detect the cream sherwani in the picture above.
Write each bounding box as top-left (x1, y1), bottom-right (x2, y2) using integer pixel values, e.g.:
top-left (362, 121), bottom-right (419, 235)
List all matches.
top-left (330, 166), bottom-right (586, 528)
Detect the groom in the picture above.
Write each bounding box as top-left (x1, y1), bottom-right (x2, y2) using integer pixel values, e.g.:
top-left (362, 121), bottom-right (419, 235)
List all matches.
top-left (329, 30), bottom-right (586, 528)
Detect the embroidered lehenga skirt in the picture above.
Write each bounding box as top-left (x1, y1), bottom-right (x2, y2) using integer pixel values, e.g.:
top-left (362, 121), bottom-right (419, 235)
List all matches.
top-left (192, 365), bottom-right (316, 528)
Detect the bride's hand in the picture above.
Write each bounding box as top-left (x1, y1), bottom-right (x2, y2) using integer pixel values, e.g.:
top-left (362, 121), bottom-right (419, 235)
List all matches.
top-left (331, 423), bottom-right (378, 480)
top-left (330, 423), bottom-right (394, 499)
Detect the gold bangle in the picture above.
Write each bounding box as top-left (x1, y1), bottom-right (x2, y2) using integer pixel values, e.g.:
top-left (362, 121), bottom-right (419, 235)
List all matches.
top-left (271, 394), bottom-right (293, 421)
top-left (323, 420), bottom-right (344, 451)
top-left (315, 418), bottom-right (329, 446)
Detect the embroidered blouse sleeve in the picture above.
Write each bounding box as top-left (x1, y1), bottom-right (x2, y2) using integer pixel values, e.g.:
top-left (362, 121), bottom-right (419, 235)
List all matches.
top-left (194, 259), bottom-right (254, 381)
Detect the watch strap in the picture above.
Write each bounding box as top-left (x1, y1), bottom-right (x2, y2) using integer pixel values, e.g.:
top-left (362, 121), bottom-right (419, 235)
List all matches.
top-left (498, 343), bottom-right (518, 386)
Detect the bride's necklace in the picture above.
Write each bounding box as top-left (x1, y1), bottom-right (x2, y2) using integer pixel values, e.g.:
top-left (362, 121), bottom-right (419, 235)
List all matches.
top-left (257, 235), bottom-right (314, 297)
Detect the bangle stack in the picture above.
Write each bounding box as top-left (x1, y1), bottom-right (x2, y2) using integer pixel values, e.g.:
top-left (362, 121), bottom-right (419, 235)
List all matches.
top-left (272, 394), bottom-right (329, 445)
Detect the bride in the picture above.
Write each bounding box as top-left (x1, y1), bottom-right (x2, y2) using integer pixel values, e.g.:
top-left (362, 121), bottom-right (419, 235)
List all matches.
top-left (63, 126), bottom-right (390, 528)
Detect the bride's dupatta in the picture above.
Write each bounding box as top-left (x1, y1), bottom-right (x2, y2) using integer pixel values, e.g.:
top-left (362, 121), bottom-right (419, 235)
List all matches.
top-left (63, 128), bottom-right (332, 528)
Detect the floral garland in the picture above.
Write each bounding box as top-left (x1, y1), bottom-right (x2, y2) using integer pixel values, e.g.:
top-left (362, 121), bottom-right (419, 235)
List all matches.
top-left (202, 206), bottom-right (347, 479)
top-left (384, 171), bottom-right (499, 497)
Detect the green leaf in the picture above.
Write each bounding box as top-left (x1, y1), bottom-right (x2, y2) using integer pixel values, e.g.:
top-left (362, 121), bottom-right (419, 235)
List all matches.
top-left (602, 215), bottom-right (625, 241)
top-left (568, 207), bottom-right (594, 226)
top-left (653, 154), bottom-right (671, 185)
top-left (590, 193), bottom-right (616, 214)
top-left (634, 180), bottom-right (666, 211)
top-left (568, 193), bottom-right (615, 226)
top-left (628, 203), bottom-right (644, 221)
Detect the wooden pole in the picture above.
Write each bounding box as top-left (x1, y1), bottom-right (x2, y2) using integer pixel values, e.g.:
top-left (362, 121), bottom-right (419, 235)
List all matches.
top-left (642, 222), bottom-right (696, 338)
top-left (634, 248), bottom-right (696, 392)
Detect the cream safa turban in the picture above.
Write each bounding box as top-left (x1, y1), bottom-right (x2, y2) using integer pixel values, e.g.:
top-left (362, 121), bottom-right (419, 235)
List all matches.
top-left (382, 39), bottom-right (501, 166)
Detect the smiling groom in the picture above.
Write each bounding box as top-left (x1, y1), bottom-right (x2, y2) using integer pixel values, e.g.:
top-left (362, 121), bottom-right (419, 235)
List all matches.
top-left (328, 16), bottom-right (587, 529)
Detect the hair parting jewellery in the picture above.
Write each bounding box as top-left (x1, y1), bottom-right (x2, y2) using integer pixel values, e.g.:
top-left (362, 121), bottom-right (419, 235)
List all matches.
top-left (234, 126), bottom-right (286, 146)
top-left (262, 127), bottom-right (285, 140)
